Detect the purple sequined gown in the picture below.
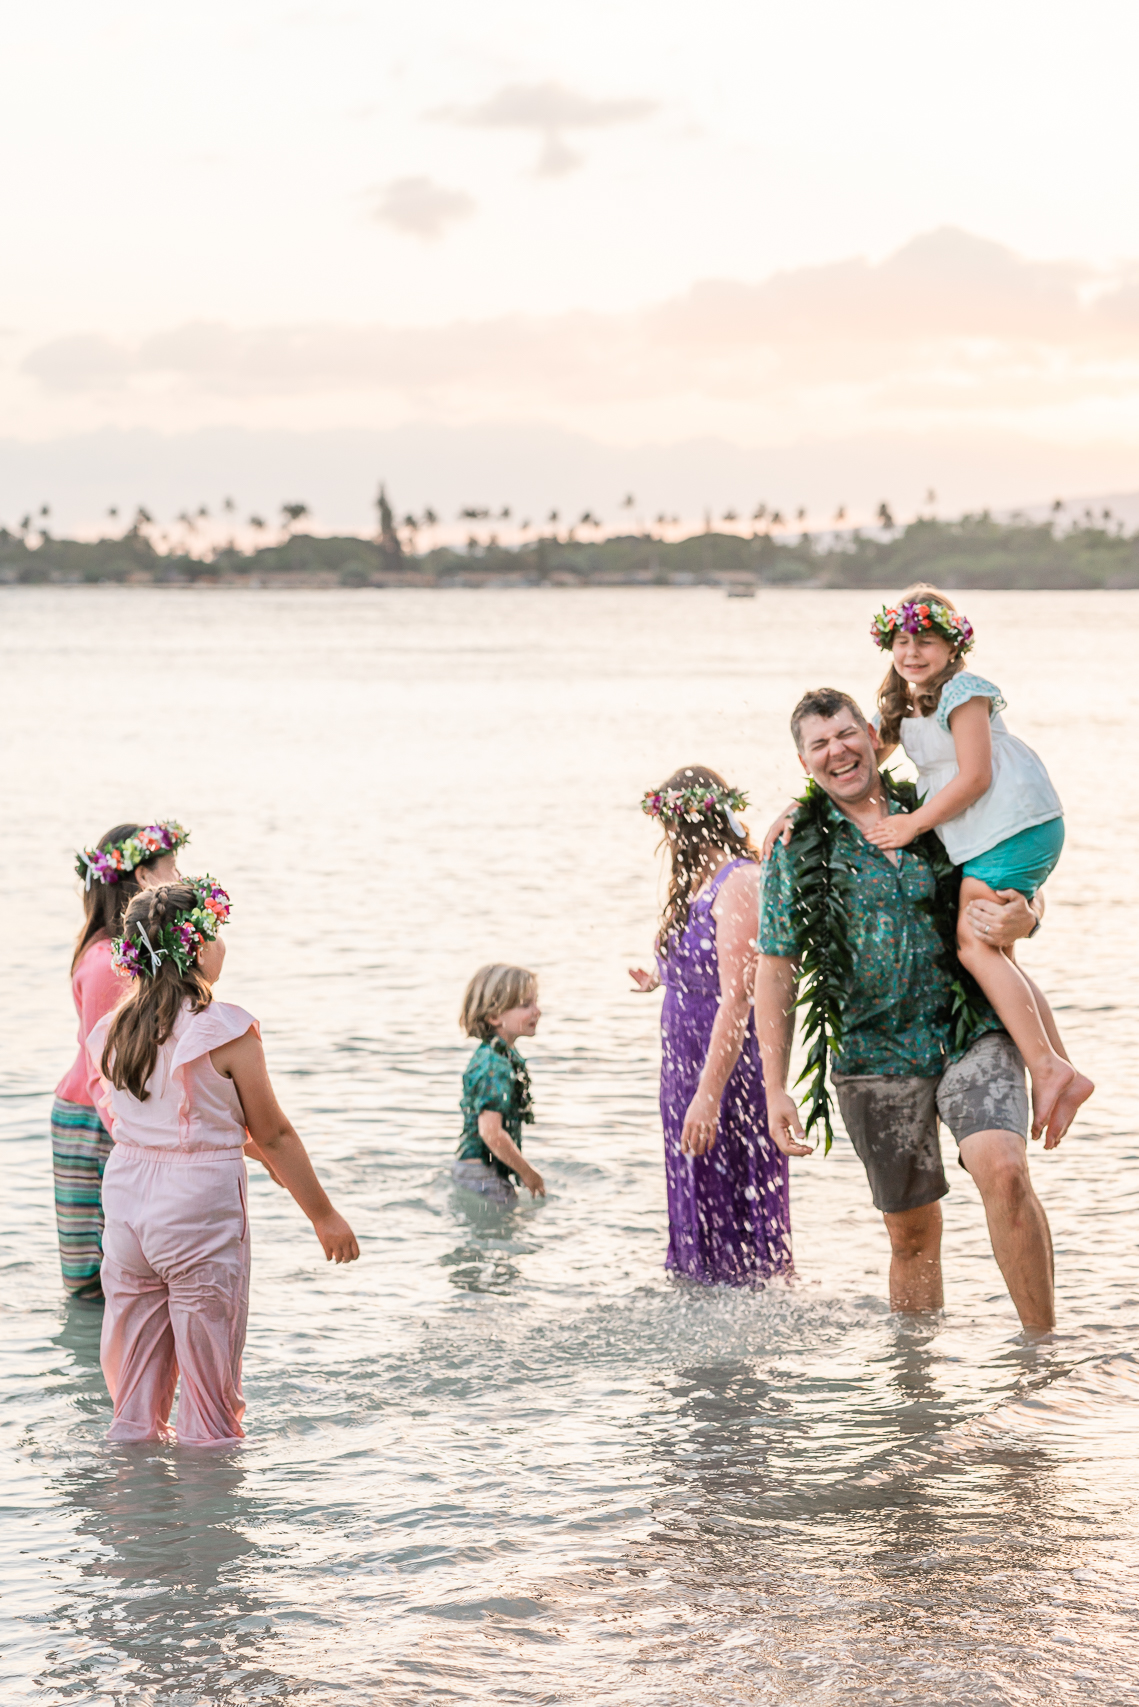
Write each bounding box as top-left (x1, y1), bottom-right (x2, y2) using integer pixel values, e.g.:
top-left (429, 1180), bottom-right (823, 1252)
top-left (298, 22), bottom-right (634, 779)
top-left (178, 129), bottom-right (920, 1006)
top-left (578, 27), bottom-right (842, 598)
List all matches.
top-left (657, 859), bottom-right (792, 1285)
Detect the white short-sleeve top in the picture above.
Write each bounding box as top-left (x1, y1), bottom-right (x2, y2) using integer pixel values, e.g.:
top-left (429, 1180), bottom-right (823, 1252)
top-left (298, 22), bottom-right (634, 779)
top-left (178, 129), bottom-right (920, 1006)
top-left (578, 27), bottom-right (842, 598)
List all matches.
top-left (87, 998), bottom-right (258, 1152)
top-left (898, 671), bottom-right (1062, 865)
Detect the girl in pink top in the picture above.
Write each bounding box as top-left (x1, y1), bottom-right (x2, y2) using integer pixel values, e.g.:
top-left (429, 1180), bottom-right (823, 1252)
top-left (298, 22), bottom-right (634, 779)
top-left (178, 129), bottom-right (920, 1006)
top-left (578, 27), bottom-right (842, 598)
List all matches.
top-left (90, 878), bottom-right (358, 1444)
top-left (53, 820), bottom-right (189, 1299)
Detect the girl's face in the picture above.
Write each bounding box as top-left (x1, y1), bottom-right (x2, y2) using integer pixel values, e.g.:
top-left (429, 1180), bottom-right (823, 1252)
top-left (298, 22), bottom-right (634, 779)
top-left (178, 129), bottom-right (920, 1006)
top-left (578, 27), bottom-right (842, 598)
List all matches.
top-left (891, 629), bottom-right (954, 686)
top-left (493, 995), bottom-right (541, 1041)
top-left (196, 934), bottom-right (226, 985)
top-left (138, 853), bottom-right (180, 889)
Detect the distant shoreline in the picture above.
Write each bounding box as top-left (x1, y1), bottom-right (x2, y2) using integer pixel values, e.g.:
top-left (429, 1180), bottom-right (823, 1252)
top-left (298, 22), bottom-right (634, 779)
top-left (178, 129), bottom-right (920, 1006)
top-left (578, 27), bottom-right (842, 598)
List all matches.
top-left (3, 513), bottom-right (1138, 591)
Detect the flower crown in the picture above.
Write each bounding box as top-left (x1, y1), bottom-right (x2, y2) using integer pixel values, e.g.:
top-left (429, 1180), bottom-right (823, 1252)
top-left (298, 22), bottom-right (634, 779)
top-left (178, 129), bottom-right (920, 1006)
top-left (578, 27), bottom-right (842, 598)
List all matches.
top-left (112, 876), bottom-right (231, 980)
top-left (641, 780), bottom-right (749, 835)
top-left (870, 599), bottom-right (974, 654)
top-left (76, 821), bottom-right (189, 891)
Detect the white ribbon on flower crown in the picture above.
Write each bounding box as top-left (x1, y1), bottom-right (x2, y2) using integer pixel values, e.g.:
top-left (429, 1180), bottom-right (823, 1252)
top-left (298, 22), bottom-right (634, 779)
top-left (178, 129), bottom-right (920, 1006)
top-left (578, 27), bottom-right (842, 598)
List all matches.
top-left (135, 924), bottom-right (165, 976)
top-left (724, 804), bottom-right (745, 839)
top-left (77, 850), bottom-right (101, 892)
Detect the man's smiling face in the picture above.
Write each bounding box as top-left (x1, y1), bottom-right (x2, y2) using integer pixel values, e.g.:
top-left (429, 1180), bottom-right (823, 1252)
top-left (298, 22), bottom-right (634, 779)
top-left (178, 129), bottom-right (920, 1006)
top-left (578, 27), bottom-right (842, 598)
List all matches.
top-left (796, 708), bottom-right (879, 806)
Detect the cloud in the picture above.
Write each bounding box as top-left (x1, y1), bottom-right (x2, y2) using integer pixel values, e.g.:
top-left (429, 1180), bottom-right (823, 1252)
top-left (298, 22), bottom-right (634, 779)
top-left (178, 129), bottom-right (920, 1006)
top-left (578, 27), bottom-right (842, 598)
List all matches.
top-left (371, 176), bottom-right (474, 239)
top-left (438, 80), bottom-right (657, 176)
top-left (19, 228), bottom-right (1139, 450)
top-left (454, 82), bottom-right (657, 129)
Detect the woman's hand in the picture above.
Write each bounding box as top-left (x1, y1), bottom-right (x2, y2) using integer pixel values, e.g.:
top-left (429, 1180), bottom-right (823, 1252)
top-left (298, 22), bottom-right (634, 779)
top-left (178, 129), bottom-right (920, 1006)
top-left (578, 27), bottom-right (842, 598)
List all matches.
top-left (766, 1088), bottom-right (815, 1157)
top-left (864, 814), bottom-right (923, 850)
top-left (761, 804), bottom-right (798, 859)
top-left (311, 1209), bottom-right (360, 1263)
top-left (629, 967), bottom-right (660, 992)
top-left (680, 1088), bottom-right (720, 1156)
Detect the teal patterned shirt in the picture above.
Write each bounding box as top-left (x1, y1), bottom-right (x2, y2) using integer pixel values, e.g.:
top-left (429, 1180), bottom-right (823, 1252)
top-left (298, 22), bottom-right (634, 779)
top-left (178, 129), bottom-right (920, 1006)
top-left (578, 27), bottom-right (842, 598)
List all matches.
top-left (457, 1036), bottom-right (534, 1179)
top-left (759, 790), bottom-right (1000, 1077)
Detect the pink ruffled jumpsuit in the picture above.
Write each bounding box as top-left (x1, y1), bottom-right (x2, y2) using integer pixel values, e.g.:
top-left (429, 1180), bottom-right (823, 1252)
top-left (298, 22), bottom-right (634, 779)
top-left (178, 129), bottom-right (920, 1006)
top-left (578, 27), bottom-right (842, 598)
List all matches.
top-left (87, 1000), bottom-right (259, 1444)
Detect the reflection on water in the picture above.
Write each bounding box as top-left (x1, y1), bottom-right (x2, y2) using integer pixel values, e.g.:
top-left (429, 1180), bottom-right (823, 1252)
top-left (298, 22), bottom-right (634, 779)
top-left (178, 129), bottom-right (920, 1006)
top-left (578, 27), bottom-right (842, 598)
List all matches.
top-left (3, 587), bottom-right (1139, 1703)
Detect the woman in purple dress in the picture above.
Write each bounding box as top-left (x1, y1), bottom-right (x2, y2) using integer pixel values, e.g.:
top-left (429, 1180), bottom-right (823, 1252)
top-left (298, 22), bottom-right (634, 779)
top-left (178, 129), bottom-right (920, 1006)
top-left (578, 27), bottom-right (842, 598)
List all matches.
top-left (630, 766), bottom-right (792, 1285)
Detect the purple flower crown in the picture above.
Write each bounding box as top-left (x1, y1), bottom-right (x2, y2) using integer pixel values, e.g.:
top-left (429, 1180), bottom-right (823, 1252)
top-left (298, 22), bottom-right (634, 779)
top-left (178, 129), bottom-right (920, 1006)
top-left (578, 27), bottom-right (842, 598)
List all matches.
top-left (870, 599), bottom-right (974, 653)
top-left (76, 821), bottom-right (189, 890)
top-left (641, 780), bottom-right (749, 830)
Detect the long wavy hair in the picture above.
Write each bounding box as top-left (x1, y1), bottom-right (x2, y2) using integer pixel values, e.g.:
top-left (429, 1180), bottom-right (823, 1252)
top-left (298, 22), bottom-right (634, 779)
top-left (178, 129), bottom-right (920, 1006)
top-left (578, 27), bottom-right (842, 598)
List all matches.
top-left (101, 885), bottom-right (214, 1101)
top-left (71, 822), bottom-right (167, 974)
top-left (654, 765), bottom-right (760, 957)
top-left (876, 582), bottom-right (967, 747)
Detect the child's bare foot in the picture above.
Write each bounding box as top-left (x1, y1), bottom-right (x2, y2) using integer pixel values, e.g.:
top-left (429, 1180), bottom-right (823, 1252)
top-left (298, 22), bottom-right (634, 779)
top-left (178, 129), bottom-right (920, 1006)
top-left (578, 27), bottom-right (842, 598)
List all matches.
top-left (1030, 1059), bottom-right (1076, 1142)
top-left (1042, 1071), bottom-right (1094, 1149)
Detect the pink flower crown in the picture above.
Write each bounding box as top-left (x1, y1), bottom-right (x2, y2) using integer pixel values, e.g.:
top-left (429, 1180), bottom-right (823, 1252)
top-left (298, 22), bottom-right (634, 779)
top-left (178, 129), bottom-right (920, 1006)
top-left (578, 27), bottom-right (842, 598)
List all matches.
top-left (112, 876), bottom-right (231, 980)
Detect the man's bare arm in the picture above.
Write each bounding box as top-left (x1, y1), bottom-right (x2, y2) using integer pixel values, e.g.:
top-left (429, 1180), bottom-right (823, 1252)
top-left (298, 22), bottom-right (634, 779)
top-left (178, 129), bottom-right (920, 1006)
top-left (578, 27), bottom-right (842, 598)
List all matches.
top-left (754, 953), bottom-right (813, 1157)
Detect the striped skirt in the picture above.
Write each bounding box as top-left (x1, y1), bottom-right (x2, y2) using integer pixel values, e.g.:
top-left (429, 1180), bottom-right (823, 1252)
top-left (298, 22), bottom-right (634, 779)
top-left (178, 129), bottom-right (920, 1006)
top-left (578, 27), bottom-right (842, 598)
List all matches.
top-left (51, 1097), bottom-right (113, 1298)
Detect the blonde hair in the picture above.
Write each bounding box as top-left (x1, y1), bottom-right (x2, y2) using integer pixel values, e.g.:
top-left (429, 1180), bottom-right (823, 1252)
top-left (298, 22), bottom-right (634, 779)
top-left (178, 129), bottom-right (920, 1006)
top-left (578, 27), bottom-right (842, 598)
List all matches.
top-left (460, 964), bottom-right (537, 1041)
top-left (876, 581), bottom-right (966, 746)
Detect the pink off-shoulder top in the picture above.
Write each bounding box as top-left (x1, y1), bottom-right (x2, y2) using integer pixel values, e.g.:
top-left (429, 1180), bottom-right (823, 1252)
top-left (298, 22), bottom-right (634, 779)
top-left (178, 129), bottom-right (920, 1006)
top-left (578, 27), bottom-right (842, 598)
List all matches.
top-left (56, 938), bottom-right (128, 1109)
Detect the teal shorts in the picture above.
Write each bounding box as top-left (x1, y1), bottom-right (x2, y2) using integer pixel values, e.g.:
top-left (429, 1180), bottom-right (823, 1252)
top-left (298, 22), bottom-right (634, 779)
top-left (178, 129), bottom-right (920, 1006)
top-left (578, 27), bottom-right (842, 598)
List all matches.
top-left (961, 817), bottom-right (1064, 898)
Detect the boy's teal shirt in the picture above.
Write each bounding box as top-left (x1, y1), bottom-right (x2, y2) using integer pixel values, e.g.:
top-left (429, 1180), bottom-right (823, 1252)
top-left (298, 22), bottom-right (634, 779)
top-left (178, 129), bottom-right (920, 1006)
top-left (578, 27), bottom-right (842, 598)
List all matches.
top-left (457, 1036), bottom-right (534, 1179)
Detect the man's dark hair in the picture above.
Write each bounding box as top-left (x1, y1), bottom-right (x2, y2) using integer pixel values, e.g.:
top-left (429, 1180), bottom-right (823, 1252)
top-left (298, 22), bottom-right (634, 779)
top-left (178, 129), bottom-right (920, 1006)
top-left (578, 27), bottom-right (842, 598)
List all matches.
top-left (790, 687), bottom-right (869, 751)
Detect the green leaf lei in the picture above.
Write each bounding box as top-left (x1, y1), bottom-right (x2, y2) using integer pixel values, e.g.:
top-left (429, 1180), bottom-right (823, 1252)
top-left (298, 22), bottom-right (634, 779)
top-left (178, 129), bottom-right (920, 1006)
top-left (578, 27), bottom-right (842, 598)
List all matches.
top-left (787, 770), bottom-right (985, 1153)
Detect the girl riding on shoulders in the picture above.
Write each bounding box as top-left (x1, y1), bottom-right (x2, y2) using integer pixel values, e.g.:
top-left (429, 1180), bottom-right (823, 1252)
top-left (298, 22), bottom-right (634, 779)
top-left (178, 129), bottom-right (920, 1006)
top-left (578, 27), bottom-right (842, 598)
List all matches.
top-left (866, 583), bottom-right (1093, 1144)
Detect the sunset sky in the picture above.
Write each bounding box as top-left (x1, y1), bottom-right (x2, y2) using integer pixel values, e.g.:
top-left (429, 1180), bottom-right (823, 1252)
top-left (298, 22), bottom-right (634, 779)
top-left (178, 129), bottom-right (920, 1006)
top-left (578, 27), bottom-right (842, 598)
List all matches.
top-left (6, 0), bottom-right (1139, 532)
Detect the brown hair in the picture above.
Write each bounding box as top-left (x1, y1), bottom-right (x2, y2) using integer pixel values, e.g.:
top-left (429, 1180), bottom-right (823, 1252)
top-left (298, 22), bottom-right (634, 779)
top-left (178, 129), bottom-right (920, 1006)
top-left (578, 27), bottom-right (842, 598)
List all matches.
top-left (876, 583), bottom-right (966, 747)
top-left (460, 964), bottom-right (538, 1041)
top-left (790, 688), bottom-right (869, 751)
top-left (71, 822), bottom-right (169, 974)
top-left (101, 884), bottom-right (214, 1100)
top-left (653, 765), bottom-right (759, 957)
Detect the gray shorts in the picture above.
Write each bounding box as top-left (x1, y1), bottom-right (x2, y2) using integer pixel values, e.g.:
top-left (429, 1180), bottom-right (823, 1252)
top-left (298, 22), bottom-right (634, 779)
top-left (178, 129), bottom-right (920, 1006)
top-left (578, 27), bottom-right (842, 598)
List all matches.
top-left (452, 1157), bottom-right (517, 1206)
top-left (832, 1032), bottom-right (1029, 1216)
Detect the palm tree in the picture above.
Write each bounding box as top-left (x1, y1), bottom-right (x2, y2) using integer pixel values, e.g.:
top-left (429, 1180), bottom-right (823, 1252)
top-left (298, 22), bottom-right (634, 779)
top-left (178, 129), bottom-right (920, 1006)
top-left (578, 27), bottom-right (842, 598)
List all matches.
top-left (281, 502), bottom-right (309, 534)
top-left (376, 484), bottom-right (403, 570)
top-left (876, 501), bottom-right (895, 531)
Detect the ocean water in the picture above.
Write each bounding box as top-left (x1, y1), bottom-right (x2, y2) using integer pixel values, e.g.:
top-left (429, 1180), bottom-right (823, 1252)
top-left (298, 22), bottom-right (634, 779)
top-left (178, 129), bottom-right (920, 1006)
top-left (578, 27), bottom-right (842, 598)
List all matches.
top-left (2, 585), bottom-right (1138, 1705)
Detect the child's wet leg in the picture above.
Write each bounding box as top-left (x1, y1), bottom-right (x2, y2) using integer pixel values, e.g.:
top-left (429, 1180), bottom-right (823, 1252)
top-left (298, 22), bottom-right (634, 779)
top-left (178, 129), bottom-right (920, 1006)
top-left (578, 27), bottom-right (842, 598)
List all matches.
top-left (955, 877), bottom-right (1086, 1139)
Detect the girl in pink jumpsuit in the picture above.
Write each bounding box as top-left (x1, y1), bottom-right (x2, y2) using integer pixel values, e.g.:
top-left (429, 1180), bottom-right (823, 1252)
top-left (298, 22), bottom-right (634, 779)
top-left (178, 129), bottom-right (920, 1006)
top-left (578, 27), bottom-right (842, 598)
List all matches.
top-left (90, 878), bottom-right (359, 1445)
